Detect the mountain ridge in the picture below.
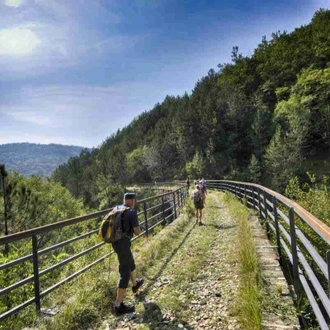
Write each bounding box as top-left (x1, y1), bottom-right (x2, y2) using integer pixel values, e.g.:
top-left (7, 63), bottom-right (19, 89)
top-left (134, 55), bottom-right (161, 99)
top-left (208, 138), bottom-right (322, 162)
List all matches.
top-left (0, 142), bottom-right (88, 177)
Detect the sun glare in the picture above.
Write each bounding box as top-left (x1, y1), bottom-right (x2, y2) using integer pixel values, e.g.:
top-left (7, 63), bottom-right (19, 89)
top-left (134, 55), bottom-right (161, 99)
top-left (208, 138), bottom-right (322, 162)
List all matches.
top-left (0, 27), bottom-right (40, 56)
top-left (5, 0), bottom-right (23, 8)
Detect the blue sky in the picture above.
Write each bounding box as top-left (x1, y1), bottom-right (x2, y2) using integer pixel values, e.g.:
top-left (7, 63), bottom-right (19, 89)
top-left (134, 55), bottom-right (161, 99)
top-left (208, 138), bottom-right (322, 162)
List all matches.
top-left (0, 0), bottom-right (328, 148)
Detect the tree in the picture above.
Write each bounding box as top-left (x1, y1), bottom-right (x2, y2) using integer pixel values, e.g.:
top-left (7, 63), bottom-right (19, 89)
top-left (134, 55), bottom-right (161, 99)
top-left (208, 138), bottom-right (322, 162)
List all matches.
top-left (264, 126), bottom-right (304, 190)
top-left (185, 151), bottom-right (205, 179)
top-left (248, 154), bottom-right (262, 183)
top-left (125, 146), bottom-right (151, 183)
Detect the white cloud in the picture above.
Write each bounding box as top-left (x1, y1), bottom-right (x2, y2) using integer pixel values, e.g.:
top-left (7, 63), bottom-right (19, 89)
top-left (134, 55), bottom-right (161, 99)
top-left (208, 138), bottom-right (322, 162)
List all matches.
top-left (0, 83), bottom-right (170, 147)
top-left (5, 0), bottom-right (23, 8)
top-left (6, 111), bottom-right (55, 126)
top-left (0, 26), bottom-right (40, 56)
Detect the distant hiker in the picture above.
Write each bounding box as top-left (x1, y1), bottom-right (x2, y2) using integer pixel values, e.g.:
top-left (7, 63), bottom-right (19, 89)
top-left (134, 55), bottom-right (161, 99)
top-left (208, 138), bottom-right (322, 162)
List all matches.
top-left (192, 184), bottom-right (203, 225)
top-left (200, 178), bottom-right (207, 195)
top-left (199, 179), bottom-right (207, 206)
top-left (112, 193), bottom-right (144, 314)
top-left (199, 184), bottom-right (206, 207)
top-left (186, 178), bottom-right (190, 190)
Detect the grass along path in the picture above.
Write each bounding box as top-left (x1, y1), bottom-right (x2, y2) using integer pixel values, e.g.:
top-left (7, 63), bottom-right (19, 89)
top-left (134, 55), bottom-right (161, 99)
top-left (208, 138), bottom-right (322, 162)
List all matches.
top-left (101, 191), bottom-right (242, 330)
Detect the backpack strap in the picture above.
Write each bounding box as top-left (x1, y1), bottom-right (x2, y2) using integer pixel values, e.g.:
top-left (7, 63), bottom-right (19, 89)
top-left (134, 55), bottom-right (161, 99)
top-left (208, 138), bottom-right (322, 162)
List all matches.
top-left (120, 206), bottom-right (132, 238)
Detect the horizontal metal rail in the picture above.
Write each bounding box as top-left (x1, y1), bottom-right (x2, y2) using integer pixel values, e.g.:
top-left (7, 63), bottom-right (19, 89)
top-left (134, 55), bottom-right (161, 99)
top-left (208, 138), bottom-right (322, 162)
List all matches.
top-left (208, 180), bottom-right (330, 330)
top-left (0, 184), bottom-right (188, 322)
top-left (0, 229), bottom-right (99, 272)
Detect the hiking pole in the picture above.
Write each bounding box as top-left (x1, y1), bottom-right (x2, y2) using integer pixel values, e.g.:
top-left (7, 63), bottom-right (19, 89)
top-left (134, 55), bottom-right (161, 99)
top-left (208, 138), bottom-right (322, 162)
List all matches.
top-left (108, 245), bottom-right (112, 280)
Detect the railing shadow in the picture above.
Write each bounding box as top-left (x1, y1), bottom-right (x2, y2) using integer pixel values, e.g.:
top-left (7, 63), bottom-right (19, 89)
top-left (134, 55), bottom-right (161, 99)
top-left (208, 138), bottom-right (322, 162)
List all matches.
top-left (201, 223), bottom-right (236, 230)
top-left (139, 221), bottom-right (197, 291)
top-left (207, 205), bottom-right (225, 210)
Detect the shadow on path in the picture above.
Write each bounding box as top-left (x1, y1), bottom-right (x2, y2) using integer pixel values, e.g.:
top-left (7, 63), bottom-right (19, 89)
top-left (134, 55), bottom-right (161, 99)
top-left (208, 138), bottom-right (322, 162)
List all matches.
top-left (135, 301), bottom-right (192, 329)
top-left (139, 220), bottom-right (197, 292)
top-left (207, 205), bottom-right (225, 210)
top-left (202, 223), bottom-right (236, 230)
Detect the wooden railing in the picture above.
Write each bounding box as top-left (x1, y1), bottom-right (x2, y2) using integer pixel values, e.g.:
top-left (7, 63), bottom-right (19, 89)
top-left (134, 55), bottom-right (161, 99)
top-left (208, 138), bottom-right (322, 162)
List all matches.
top-left (207, 180), bottom-right (330, 330)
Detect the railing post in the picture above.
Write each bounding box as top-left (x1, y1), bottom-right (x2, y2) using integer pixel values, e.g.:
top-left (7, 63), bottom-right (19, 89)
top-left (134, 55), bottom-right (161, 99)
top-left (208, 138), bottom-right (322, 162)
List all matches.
top-left (1, 165), bottom-right (9, 256)
top-left (263, 190), bottom-right (268, 218)
top-left (173, 192), bottom-right (177, 219)
top-left (258, 188), bottom-right (262, 219)
top-left (273, 196), bottom-right (282, 265)
top-left (327, 250), bottom-right (330, 298)
top-left (32, 234), bottom-right (41, 312)
top-left (143, 201), bottom-right (149, 237)
top-left (252, 186), bottom-right (255, 210)
top-left (162, 196), bottom-right (166, 223)
top-left (289, 207), bottom-right (300, 296)
top-left (263, 190), bottom-right (270, 236)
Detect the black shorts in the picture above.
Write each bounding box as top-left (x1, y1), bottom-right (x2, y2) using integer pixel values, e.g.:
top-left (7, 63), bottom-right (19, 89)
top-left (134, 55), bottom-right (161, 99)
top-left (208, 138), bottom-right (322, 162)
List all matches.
top-left (112, 239), bottom-right (136, 289)
top-left (194, 200), bottom-right (204, 210)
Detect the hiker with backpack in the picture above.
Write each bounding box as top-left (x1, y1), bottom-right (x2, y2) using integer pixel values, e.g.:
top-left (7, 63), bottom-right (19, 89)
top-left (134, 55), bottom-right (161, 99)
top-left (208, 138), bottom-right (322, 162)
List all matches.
top-left (200, 178), bottom-right (207, 195)
top-left (199, 179), bottom-right (207, 206)
top-left (110, 193), bottom-right (144, 314)
top-left (192, 184), bottom-right (203, 225)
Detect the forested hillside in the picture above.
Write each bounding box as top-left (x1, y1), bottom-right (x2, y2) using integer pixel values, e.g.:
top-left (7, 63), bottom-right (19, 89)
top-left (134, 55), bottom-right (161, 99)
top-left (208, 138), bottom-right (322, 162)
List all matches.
top-left (0, 143), bottom-right (86, 177)
top-left (51, 9), bottom-right (330, 208)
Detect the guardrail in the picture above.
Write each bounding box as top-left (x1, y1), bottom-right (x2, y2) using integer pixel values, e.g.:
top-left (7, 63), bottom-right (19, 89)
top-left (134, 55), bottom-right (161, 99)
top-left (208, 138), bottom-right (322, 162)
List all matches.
top-left (207, 180), bottom-right (330, 330)
top-left (0, 184), bottom-right (188, 322)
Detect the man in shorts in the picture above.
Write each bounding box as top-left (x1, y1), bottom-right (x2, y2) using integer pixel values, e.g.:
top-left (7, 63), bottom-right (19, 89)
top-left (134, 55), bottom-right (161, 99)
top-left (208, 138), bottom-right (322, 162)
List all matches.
top-left (112, 192), bottom-right (144, 314)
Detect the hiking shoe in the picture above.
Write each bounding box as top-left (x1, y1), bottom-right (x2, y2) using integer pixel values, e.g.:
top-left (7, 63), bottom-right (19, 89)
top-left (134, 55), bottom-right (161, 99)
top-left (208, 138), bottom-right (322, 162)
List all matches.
top-left (114, 302), bottom-right (135, 314)
top-left (132, 279), bottom-right (144, 293)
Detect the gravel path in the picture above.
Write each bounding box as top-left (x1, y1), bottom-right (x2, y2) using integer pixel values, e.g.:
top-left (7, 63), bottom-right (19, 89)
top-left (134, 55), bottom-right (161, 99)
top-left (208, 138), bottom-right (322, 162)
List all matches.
top-left (101, 192), bottom-right (242, 330)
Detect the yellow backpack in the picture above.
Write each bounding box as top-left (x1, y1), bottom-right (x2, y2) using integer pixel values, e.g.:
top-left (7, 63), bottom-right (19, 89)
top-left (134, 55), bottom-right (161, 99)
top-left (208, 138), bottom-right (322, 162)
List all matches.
top-left (98, 206), bottom-right (130, 243)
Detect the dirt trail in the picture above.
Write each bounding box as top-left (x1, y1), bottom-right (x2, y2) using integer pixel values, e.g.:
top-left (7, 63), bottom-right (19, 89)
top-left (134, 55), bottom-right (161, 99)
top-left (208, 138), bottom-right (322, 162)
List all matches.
top-left (101, 192), bottom-right (242, 330)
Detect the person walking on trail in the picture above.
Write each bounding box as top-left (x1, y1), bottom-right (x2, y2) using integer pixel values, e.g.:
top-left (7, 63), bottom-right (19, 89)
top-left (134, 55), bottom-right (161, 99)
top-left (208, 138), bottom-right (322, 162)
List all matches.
top-left (192, 184), bottom-right (204, 225)
top-left (112, 193), bottom-right (144, 314)
top-left (199, 179), bottom-right (207, 206)
top-left (200, 183), bottom-right (206, 207)
top-left (200, 178), bottom-right (207, 195)
top-left (186, 177), bottom-right (190, 190)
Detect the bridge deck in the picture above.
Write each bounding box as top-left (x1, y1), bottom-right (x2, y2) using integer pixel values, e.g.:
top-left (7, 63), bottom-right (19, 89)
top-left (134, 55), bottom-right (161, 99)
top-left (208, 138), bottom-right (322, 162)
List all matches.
top-left (97, 191), bottom-right (299, 330)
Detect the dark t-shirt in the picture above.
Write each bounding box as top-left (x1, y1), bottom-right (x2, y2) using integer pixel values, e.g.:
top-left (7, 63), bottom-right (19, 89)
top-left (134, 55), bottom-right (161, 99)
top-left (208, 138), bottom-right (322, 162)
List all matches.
top-left (118, 204), bottom-right (139, 238)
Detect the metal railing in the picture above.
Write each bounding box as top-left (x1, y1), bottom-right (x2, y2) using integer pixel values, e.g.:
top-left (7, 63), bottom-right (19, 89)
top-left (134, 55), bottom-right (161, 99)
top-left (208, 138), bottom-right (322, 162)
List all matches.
top-left (0, 184), bottom-right (189, 322)
top-left (207, 180), bottom-right (330, 330)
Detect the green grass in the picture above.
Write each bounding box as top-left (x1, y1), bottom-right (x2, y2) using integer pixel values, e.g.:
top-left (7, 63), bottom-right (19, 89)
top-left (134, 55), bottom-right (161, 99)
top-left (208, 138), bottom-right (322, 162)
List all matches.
top-left (224, 192), bottom-right (262, 330)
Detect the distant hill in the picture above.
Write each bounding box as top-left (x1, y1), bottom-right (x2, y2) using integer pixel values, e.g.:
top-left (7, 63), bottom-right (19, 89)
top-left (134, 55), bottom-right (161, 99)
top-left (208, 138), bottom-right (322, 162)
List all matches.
top-left (0, 143), bottom-right (87, 177)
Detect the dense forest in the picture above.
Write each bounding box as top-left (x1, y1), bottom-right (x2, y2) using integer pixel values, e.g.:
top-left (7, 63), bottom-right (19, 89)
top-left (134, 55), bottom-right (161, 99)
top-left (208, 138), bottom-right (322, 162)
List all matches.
top-left (50, 9), bottom-right (330, 208)
top-left (0, 143), bottom-right (86, 177)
